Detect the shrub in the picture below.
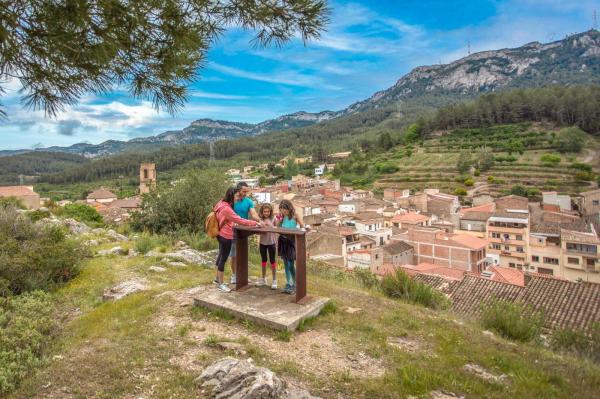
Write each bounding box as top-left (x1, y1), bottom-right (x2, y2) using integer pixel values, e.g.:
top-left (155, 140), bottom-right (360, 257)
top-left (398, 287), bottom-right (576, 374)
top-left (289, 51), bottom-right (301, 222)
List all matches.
top-left (555, 127), bottom-right (586, 153)
top-left (0, 290), bottom-right (56, 395)
top-left (0, 197), bottom-right (25, 209)
top-left (574, 171), bottom-right (594, 181)
top-left (569, 162), bottom-right (593, 172)
top-left (134, 232), bottom-right (159, 254)
top-left (454, 187), bottom-right (467, 196)
top-left (487, 175), bottom-right (495, 183)
top-left (474, 168), bottom-right (480, 177)
top-left (464, 178), bottom-right (474, 187)
top-left (0, 207), bottom-right (84, 295)
top-left (540, 153), bottom-right (561, 167)
top-left (550, 323), bottom-right (600, 363)
top-left (26, 209), bottom-right (51, 223)
top-left (480, 299), bottom-right (544, 342)
top-left (62, 203), bottom-right (102, 224)
top-left (131, 169), bottom-right (228, 233)
top-left (381, 269), bottom-right (450, 310)
top-left (456, 150), bottom-right (472, 174)
top-left (375, 162), bottom-right (399, 174)
top-left (495, 155), bottom-right (517, 163)
top-left (353, 268), bottom-right (380, 290)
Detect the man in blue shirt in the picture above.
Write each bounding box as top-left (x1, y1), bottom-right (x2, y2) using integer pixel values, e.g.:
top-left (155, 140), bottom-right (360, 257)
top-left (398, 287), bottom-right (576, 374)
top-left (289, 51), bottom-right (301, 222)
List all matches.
top-left (230, 182), bottom-right (260, 284)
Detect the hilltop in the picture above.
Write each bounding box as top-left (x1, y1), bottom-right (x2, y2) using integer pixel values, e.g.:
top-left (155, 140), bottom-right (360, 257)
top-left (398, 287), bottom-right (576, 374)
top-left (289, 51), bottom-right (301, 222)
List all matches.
top-left (6, 227), bottom-right (600, 398)
top-left (3, 30), bottom-right (600, 158)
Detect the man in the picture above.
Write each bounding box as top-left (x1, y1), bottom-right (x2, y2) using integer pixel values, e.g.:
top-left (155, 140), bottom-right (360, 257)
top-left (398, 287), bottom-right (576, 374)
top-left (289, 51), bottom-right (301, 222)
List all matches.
top-left (230, 182), bottom-right (260, 284)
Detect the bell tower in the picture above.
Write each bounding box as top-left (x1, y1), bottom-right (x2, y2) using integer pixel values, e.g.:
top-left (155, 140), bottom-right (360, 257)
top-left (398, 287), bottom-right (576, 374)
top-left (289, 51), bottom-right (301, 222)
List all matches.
top-left (139, 163), bottom-right (156, 194)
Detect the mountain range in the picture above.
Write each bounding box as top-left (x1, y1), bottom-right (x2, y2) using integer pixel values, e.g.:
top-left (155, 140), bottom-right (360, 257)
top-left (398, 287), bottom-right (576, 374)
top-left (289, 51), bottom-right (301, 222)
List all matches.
top-left (3, 29), bottom-right (600, 158)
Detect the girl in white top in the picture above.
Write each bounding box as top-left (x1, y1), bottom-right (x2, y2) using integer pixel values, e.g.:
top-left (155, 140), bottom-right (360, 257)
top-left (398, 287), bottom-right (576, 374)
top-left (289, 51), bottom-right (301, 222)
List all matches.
top-left (256, 203), bottom-right (278, 289)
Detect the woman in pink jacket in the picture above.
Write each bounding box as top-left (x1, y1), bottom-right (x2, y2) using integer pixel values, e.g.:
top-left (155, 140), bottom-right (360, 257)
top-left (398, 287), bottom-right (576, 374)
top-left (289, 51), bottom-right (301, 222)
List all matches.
top-left (213, 187), bottom-right (260, 292)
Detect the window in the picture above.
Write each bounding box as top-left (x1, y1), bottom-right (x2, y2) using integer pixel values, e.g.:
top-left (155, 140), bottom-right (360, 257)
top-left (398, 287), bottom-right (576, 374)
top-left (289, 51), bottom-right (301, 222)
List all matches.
top-left (143, 169), bottom-right (148, 179)
top-left (516, 246), bottom-right (524, 253)
top-left (375, 254), bottom-right (379, 260)
top-left (503, 233), bottom-right (510, 240)
top-left (491, 232), bottom-right (500, 238)
top-left (516, 235), bottom-right (523, 241)
top-left (509, 262), bottom-right (516, 268)
top-left (567, 257), bottom-right (579, 265)
top-left (491, 243), bottom-right (501, 250)
top-left (504, 245), bottom-right (510, 251)
top-left (543, 257), bottom-right (559, 265)
top-left (593, 200), bottom-right (600, 206)
top-left (566, 243), bottom-right (598, 254)
top-left (531, 255), bottom-right (540, 262)
top-left (587, 258), bottom-right (596, 267)
top-left (538, 267), bottom-right (554, 275)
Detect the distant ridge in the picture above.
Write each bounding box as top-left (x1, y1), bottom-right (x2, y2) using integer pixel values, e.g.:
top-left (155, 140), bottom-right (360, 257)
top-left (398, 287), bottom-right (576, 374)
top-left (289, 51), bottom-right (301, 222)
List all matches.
top-left (4, 29), bottom-right (600, 158)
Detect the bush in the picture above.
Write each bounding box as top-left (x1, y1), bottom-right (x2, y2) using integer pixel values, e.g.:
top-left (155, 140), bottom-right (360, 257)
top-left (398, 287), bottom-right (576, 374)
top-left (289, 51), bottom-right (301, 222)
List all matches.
top-left (550, 323), bottom-right (600, 363)
top-left (0, 290), bottom-right (56, 395)
top-left (487, 175), bottom-right (495, 183)
top-left (495, 155), bottom-right (517, 163)
top-left (555, 127), bottom-right (586, 153)
top-left (381, 269), bottom-right (450, 310)
top-left (464, 178), bottom-right (474, 187)
top-left (61, 203), bottom-right (102, 224)
top-left (353, 268), bottom-right (380, 290)
top-left (26, 209), bottom-right (51, 223)
top-left (131, 169), bottom-right (229, 233)
top-left (375, 162), bottom-right (399, 174)
top-left (480, 299), bottom-right (544, 342)
top-left (569, 162), bottom-right (593, 172)
top-left (134, 232), bottom-right (159, 254)
top-left (0, 197), bottom-right (25, 209)
top-left (540, 153), bottom-right (561, 167)
top-left (474, 168), bottom-right (480, 177)
top-left (0, 207), bottom-right (84, 296)
top-left (574, 171), bottom-right (595, 181)
top-left (454, 187), bottom-right (468, 196)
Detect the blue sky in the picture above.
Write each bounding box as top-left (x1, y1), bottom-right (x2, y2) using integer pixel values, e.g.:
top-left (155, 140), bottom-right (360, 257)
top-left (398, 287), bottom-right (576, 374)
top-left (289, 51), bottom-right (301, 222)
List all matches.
top-left (0, 0), bottom-right (597, 150)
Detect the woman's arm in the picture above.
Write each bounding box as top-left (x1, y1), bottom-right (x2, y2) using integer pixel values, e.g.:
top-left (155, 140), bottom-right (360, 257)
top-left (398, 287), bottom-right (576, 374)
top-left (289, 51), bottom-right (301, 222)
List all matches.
top-left (225, 208), bottom-right (259, 226)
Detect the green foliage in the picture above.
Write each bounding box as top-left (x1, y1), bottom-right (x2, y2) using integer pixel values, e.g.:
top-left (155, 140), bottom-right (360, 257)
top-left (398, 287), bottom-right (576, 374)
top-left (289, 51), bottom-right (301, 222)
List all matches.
top-left (0, 152), bottom-right (88, 186)
top-left (570, 162), bottom-right (593, 172)
top-left (477, 147), bottom-right (495, 172)
top-left (2, 0), bottom-right (328, 116)
top-left (555, 127), bottom-right (587, 153)
top-left (456, 150), bottom-right (472, 174)
top-left (509, 184), bottom-right (540, 198)
top-left (454, 187), bottom-right (468, 196)
top-left (574, 171), bottom-right (595, 181)
top-left (353, 268), bottom-right (380, 290)
top-left (284, 153), bottom-right (300, 180)
top-left (0, 197), bottom-right (25, 210)
top-left (26, 209), bottom-right (51, 223)
top-left (473, 168), bottom-right (480, 177)
top-left (550, 323), bottom-right (600, 364)
top-left (61, 203), bottom-right (102, 224)
top-left (131, 169), bottom-right (228, 233)
top-left (540, 153), bottom-right (562, 167)
top-left (0, 290), bottom-right (56, 395)
top-left (494, 154), bottom-right (518, 163)
top-left (134, 232), bottom-right (160, 255)
top-left (374, 162), bottom-right (399, 174)
top-left (0, 207), bottom-right (84, 296)
top-left (464, 178), bottom-right (474, 187)
top-left (480, 299), bottom-right (544, 342)
top-left (381, 269), bottom-right (450, 310)
top-left (487, 175), bottom-right (495, 182)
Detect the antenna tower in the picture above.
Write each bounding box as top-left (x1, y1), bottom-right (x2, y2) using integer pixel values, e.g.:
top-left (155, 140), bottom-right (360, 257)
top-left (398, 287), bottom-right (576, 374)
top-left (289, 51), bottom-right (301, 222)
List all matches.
top-left (209, 141), bottom-right (215, 164)
top-left (594, 9), bottom-right (598, 30)
top-left (19, 174), bottom-right (23, 185)
top-left (467, 41), bottom-right (471, 55)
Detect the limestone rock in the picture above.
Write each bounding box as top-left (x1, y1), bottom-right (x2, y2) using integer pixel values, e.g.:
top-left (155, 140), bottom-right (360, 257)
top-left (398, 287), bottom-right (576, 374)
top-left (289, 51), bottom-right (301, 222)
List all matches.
top-left (149, 266), bottom-right (167, 273)
top-left (103, 279), bottom-right (147, 301)
top-left (97, 246), bottom-right (128, 256)
top-left (430, 390), bottom-right (465, 399)
top-left (145, 250), bottom-right (164, 258)
top-left (463, 363), bottom-right (508, 385)
top-left (106, 229), bottom-right (129, 241)
top-left (62, 218), bottom-right (92, 234)
top-left (168, 261), bottom-right (188, 268)
top-left (196, 357), bottom-right (319, 399)
top-left (163, 249), bottom-right (214, 266)
top-left (387, 336), bottom-right (422, 353)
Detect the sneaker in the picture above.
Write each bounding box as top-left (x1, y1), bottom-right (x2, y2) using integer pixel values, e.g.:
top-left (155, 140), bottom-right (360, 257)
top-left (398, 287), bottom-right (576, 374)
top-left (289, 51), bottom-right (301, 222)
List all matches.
top-left (271, 279), bottom-right (278, 290)
top-left (256, 278), bottom-right (266, 287)
top-left (230, 274), bottom-right (237, 284)
top-left (218, 283), bottom-right (231, 293)
top-left (283, 284), bottom-right (293, 294)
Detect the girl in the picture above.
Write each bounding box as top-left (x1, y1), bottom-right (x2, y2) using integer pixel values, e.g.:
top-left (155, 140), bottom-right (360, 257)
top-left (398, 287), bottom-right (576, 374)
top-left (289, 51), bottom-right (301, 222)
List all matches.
top-left (275, 199), bottom-right (307, 294)
top-left (213, 187), bottom-right (261, 292)
top-left (256, 203), bottom-right (278, 289)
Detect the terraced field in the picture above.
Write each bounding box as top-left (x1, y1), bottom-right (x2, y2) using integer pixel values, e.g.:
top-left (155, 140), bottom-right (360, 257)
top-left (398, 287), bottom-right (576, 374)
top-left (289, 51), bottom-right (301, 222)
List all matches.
top-left (374, 124), bottom-right (599, 196)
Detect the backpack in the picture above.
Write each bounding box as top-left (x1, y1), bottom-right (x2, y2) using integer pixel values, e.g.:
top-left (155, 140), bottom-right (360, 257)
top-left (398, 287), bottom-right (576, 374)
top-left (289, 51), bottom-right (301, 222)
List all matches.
top-left (204, 209), bottom-right (223, 238)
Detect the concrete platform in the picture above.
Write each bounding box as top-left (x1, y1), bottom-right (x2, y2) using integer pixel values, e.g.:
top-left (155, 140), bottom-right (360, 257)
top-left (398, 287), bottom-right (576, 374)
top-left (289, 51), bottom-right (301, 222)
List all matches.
top-left (193, 284), bottom-right (330, 331)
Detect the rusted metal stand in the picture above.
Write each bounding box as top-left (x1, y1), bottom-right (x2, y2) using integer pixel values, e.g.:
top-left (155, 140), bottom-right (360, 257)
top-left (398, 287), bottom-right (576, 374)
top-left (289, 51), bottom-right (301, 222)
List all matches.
top-left (234, 225), bottom-right (308, 303)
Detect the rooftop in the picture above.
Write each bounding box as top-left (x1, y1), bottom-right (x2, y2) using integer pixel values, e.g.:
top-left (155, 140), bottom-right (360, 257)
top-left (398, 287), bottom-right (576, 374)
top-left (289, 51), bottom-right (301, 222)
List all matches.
top-left (0, 185), bottom-right (37, 197)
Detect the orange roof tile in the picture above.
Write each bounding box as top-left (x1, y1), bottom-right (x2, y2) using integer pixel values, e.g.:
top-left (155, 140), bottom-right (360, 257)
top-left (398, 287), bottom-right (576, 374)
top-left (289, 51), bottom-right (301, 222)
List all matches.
top-left (402, 262), bottom-right (465, 281)
top-left (0, 186), bottom-right (37, 197)
top-left (458, 202), bottom-right (495, 216)
top-left (449, 234), bottom-right (488, 250)
top-left (391, 212), bottom-right (429, 224)
top-left (486, 266), bottom-right (525, 286)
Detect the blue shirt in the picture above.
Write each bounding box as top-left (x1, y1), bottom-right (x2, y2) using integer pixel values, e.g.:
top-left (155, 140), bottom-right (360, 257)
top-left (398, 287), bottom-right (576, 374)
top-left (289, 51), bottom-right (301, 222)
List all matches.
top-left (234, 197), bottom-right (254, 219)
top-left (281, 215), bottom-right (298, 229)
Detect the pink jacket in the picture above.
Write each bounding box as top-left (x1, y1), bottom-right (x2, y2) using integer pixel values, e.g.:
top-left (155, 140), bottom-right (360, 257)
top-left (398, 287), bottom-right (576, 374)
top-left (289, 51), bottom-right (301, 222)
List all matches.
top-left (214, 200), bottom-right (257, 239)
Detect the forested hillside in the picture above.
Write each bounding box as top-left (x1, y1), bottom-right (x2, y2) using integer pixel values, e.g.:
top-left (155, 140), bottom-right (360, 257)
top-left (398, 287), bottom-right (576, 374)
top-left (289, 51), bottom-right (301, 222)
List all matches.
top-left (0, 152), bottom-right (89, 185)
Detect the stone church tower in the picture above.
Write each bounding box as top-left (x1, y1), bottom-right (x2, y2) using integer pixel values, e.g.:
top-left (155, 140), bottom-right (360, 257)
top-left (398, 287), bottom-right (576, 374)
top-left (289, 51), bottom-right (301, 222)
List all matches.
top-left (139, 163), bottom-right (156, 194)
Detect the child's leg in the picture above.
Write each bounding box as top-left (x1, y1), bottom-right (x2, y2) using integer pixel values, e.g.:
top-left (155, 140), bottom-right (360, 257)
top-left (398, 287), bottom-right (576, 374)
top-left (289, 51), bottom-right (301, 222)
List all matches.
top-left (268, 245), bottom-right (277, 280)
top-left (288, 259), bottom-right (296, 287)
top-left (259, 244), bottom-right (268, 278)
top-left (284, 259), bottom-right (293, 287)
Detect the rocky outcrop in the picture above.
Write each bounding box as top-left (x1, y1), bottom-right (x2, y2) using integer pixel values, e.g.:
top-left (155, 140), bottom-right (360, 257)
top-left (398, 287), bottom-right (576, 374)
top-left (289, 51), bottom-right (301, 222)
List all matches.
top-left (97, 246), bottom-right (128, 256)
top-left (146, 249), bottom-right (216, 266)
top-left (196, 357), bottom-right (319, 399)
top-left (103, 279), bottom-right (147, 301)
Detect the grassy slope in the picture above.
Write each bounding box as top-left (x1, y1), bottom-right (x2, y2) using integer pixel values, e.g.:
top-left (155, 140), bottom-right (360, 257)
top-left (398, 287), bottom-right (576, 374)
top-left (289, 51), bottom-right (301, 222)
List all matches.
top-left (8, 238), bottom-right (600, 399)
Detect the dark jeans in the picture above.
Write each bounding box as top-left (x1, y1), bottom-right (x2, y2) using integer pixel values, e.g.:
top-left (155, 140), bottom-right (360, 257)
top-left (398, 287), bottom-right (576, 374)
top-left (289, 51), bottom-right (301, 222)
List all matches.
top-left (216, 235), bottom-right (233, 272)
top-left (259, 244), bottom-right (276, 264)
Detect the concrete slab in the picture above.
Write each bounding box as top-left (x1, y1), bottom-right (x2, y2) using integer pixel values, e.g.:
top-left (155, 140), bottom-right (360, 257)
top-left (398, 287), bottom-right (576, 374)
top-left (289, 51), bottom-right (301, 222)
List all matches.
top-left (193, 284), bottom-right (330, 331)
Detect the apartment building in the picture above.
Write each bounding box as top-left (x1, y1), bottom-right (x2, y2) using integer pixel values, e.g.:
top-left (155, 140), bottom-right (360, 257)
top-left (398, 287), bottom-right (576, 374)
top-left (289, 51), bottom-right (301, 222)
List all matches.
top-left (580, 189), bottom-right (600, 216)
top-left (401, 227), bottom-right (488, 272)
top-left (560, 228), bottom-right (600, 282)
top-left (487, 209), bottom-right (529, 268)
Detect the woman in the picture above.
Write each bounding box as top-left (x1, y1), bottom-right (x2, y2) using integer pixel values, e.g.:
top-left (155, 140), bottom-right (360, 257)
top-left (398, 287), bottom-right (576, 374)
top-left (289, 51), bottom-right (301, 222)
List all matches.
top-left (213, 187), bottom-right (260, 292)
